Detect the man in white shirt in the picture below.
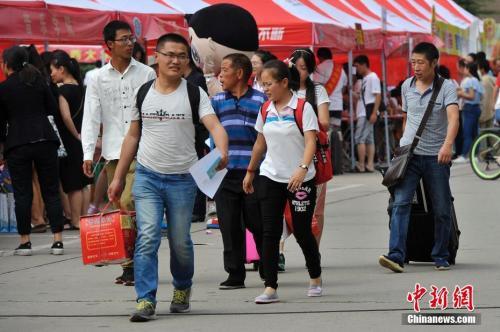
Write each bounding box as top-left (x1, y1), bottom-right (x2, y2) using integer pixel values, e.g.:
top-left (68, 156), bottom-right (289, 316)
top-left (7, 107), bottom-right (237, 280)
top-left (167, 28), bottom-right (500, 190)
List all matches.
top-left (81, 21), bottom-right (156, 286)
top-left (313, 47), bottom-right (348, 128)
top-left (353, 55), bottom-right (381, 172)
top-left (108, 33), bottom-right (228, 322)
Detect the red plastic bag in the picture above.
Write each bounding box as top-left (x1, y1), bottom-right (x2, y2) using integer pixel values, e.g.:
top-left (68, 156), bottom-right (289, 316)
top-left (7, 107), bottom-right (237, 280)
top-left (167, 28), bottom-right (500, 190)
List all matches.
top-left (284, 202), bottom-right (320, 237)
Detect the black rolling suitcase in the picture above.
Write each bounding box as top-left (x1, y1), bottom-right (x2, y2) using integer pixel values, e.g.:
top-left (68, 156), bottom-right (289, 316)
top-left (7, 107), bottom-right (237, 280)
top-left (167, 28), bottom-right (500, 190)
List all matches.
top-left (387, 179), bottom-right (460, 265)
top-left (330, 127), bottom-right (344, 175)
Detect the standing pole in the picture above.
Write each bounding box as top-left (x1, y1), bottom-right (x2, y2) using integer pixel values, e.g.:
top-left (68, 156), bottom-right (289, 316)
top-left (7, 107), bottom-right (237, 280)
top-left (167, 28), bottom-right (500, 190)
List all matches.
top-left (381, 7), bottom-right (391, 165)
top-left (408, 36), bottom-right (414, 77)
top-left (348, 50), bottom-right (356, 170)
top-left (381, 45), bottom-right (391, 165)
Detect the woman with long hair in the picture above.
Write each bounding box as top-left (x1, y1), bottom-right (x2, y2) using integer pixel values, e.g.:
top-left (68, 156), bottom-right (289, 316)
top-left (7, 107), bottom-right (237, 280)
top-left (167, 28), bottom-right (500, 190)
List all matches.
top-left (289, 48), bottom-right (330, 245)
top-left (456, 62), bottom-right (484, 162)
top-left (0, 46), bottom-right (65, 255)
top-left (50, 50), bottom-right (92, 229)
top-left (243, 60), bottom-right (322, 303)
top-left (278, 49), bottom-right (330, 272)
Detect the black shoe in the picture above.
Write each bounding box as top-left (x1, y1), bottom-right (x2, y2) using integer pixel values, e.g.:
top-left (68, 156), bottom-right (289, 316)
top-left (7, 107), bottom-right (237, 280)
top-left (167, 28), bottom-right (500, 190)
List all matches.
top-left (219, 279), bottom-right (246, 290)
top-left (14, 242), bottom-right (32, 256)
top-left (116, 267), bottom-right (134, 286)
top-left (50, 241), bottom-right (64, 255)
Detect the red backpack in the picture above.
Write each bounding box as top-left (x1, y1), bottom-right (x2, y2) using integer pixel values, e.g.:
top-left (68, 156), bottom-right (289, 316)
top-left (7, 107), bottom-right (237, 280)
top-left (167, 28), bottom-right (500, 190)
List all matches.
top-left (260, 98), bottom-right (333, 185)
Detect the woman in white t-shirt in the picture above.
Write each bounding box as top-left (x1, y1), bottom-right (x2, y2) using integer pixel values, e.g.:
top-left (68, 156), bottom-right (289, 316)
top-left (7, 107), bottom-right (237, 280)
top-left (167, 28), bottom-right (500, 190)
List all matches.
top-left (243, 60), bottom-right (322, 304)
top-left (290, 48), bottom-right (330, 248)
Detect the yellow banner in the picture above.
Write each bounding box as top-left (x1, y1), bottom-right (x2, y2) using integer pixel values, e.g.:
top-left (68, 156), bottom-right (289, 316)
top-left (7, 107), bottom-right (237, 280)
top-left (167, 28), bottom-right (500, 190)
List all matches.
top-left (434, 22), bottom-right (469, 56)
top-left (431, 5), bottom-right (468, 56)
top-left (481, 18), bottom-right (500, 59)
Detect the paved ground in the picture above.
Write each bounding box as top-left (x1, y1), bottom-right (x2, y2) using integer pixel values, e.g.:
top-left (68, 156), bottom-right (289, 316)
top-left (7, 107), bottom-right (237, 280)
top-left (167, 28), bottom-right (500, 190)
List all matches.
top-left (0, 163), bottom-right (499, 331)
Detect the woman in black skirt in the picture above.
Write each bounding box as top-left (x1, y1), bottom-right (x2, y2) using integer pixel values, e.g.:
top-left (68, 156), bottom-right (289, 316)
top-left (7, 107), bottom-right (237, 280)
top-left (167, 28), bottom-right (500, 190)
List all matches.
top-left (49, 50), bottom-right (92, 229)
top-left (0, 46), bottom-right (65, 255)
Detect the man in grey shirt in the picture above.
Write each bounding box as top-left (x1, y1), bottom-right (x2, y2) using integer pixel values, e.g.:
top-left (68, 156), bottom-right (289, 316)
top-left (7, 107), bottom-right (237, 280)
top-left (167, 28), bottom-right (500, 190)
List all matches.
top-left (379, 43), bottom-right (459, 273)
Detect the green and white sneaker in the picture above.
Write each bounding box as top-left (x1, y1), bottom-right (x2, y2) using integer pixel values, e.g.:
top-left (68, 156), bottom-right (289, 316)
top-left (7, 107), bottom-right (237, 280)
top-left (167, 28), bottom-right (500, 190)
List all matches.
top-left (278, 253), bottom-right (285, 272)
top-left (170, 288), bottom-right (191, 313)
top-left (130, 300), bottom-right (156, 322)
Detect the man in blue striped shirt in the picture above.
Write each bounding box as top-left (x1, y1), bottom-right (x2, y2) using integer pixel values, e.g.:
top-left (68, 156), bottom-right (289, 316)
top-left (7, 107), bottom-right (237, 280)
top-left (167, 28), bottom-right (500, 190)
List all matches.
top-left (213, 53), bottom-right (267, 289)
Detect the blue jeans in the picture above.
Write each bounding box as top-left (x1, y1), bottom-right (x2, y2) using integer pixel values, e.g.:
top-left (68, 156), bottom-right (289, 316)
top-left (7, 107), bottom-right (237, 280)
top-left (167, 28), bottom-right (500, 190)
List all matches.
top-left (387, 155), bottom-right (451, 266)
top-left (133, 163), bottom-right (197, 304)
top-left (462, 104), bottom-right (481, 157)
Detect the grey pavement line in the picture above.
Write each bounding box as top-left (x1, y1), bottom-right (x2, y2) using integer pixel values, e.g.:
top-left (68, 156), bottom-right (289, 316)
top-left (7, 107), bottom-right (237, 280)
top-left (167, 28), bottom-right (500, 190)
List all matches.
top-left (0, 224), bottom-right (209, 275)
top-left (0, 256), bottom-right (81, 276)
top-left (0, 306), bottom-right (498, 318)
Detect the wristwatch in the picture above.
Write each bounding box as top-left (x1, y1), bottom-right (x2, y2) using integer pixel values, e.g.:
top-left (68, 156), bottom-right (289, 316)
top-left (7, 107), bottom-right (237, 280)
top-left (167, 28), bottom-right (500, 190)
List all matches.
top-left (299, 164), bottom-right (308, 170)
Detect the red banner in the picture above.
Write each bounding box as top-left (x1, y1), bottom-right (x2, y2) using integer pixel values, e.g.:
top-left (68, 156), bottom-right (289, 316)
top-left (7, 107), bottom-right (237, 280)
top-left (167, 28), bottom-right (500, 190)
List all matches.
top-left (0, 6), bottom-right (114, 44)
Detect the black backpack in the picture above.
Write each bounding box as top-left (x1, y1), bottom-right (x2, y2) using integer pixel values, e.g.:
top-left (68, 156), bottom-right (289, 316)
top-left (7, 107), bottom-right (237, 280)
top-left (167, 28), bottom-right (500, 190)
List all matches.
top-left (136, 79), bottom-right (209, 158)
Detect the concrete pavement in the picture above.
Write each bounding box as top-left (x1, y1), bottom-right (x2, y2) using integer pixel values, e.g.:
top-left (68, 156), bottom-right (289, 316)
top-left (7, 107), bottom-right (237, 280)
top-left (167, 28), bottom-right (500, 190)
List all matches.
top-left (0, 163), bottom-right (499, 331)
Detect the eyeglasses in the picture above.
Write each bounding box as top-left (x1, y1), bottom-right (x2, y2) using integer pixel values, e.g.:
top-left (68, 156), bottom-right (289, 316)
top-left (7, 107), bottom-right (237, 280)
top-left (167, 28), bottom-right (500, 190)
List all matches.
top-left (261, 81), bottom-right (279, 88)
top-left (113, 36), bottom-right (137, 45)
top-left (156, 50), bottom-right (188, 61)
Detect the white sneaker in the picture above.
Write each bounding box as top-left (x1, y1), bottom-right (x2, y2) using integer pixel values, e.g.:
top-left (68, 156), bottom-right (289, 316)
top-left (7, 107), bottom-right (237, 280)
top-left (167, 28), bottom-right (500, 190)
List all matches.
top-left (307, 284), bottom-right (323, 297)
top-left (255, 291), bottom-right (279, 304)
top-left (453, 156), bottom-right (469, 164)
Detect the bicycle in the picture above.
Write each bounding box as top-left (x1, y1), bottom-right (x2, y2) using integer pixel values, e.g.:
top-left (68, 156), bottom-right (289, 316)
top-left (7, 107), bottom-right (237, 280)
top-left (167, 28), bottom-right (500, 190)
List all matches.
top-left (469, 127), bottom-right (500, 180)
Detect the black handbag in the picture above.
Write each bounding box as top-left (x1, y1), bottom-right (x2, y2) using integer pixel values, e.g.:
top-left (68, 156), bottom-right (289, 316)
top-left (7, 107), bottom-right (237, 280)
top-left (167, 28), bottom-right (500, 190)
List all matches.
top-left (382, 76), bottom-right (444, 188)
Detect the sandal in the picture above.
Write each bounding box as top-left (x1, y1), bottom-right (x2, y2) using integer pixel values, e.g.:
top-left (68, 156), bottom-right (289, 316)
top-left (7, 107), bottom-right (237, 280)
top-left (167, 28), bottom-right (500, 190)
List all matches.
top-left (64, 224), bottom-right (80, 230)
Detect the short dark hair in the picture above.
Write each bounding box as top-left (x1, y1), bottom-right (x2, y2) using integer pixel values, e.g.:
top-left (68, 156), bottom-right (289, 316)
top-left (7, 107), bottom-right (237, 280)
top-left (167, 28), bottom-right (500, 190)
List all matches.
top-left (156, 33), bottom-right (189, 51)
top-left (353, 55), bottom-right (369, 67)
top-left (223, 53), bottom-right (253, 82)
top-left (412, 42), bottom-right (439, 63)
top-left (467, 52), bottom-right (477, 62)
top-left (103, 20), bottom-right (132, 44)
top-left (458, 58), bottom-right (466, 68)
top-left (317, 47), bottom-right (332, 60)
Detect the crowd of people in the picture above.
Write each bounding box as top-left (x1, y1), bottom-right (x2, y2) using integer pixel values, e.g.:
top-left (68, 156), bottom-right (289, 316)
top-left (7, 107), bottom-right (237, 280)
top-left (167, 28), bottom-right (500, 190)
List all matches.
top-left (1, 19), bottom-right (499, 322)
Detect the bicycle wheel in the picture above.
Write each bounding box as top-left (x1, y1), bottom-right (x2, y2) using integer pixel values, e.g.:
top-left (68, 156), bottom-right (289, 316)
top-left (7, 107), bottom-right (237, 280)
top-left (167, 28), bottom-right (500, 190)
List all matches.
top-left (470, 131), bottom-right (500, 180)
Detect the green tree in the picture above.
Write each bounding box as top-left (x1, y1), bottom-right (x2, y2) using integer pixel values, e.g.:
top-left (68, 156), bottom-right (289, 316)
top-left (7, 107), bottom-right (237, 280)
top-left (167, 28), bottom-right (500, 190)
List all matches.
top-left (453, 0), bottom-right (496, 16)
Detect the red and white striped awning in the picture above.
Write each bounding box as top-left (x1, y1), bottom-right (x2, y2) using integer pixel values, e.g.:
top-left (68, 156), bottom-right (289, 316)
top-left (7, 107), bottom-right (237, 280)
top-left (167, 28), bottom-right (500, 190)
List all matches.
top-left (0, 0), bottom-right (480, 49)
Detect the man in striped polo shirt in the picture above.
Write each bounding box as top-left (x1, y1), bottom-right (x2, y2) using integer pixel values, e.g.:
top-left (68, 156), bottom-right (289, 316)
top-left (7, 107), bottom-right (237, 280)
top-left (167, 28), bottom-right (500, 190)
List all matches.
top-left (213, 53), bottom-right (267, 289)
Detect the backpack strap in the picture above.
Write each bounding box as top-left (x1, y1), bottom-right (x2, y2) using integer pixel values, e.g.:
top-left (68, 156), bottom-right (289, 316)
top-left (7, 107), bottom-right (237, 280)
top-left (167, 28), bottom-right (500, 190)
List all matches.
top-left (137, 79), bottom-right (155, 115)
top-left (293, 98), bottom-right (306, 136)
top-left (136, 79), bottom-right (155, 133)
top-left (186, 81), bottom-right (200, 125)
top-left (260, 100), bottom-right (272, 124)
